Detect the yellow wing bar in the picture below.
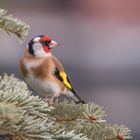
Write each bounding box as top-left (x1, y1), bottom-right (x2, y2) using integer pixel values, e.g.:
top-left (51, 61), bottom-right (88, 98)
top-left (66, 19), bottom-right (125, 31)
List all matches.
top-left (60, 71), bottom-right (72, 90)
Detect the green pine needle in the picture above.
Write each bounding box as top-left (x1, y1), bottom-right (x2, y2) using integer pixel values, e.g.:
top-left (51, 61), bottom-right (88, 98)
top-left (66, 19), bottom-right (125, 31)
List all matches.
top-left (0, 74), bottom-right (132, 140)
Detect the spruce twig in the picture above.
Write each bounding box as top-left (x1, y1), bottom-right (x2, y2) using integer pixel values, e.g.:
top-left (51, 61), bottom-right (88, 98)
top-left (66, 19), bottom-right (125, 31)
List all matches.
top-left (0, 74), bottom-right (132, 140)
top-left (0, 9), bottom-right (30, 41)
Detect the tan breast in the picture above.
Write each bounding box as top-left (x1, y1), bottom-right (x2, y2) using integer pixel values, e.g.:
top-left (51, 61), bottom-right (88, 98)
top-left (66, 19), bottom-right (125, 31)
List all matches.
top-left (20, 48), bottom-right (54, 79)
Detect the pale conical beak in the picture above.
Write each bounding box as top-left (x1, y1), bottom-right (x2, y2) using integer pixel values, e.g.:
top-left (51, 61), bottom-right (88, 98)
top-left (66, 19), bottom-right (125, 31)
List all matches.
top-left (49, 40), bottom-right (59, 48)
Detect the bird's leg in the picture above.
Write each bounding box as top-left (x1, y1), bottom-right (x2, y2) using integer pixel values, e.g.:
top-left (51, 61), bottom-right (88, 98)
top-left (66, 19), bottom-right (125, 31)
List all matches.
top-left (43, 93), bottom-right (60, 105)
top-left (43, 95), bottom-right (54, 105)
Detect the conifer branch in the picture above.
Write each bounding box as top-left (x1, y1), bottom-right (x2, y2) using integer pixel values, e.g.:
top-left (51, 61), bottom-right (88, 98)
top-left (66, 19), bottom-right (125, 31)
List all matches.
top-left (0, 9), bottom-right (30, 41)
top-left (0, 74), bottom-right (132, 140)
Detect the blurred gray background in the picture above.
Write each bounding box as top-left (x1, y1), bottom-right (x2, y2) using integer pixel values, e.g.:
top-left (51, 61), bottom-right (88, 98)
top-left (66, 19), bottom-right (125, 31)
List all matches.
top-left (0, 0), bottom-right (139, 139)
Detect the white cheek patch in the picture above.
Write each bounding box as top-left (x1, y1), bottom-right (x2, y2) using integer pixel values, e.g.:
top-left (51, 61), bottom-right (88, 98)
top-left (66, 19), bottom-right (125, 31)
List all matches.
top-left (33, 42), bottom-right (42, 50)
top-left (33, 37), bottom-right (41, 42)
top-left (32, 42), bottom-right (46, 57)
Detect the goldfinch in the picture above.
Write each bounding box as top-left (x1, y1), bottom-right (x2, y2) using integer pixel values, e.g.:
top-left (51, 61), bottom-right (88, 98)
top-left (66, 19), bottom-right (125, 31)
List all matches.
top-left (20, 35), bottom-right (85, 104)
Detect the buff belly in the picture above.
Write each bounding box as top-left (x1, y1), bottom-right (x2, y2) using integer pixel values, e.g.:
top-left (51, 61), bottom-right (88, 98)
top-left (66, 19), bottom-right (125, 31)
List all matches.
top-left (25, 74), bottom-right (61, 97)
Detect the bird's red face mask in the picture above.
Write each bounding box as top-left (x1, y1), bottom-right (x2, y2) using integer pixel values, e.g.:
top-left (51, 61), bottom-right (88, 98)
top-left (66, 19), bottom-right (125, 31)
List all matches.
top-left (40, 35), bottom-right (59, 53)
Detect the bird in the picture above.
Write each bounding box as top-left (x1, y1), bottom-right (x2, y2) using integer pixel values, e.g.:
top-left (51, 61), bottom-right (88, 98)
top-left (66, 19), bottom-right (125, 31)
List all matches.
top-left (20, 35), bottom-right (85, 104)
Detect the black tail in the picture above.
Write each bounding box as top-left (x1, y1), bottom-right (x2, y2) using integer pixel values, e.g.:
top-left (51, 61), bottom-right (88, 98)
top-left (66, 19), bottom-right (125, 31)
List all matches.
top-left (72, 92), bottom-right (86, 104)
top-left (75, 99), bottom-right (86, 104)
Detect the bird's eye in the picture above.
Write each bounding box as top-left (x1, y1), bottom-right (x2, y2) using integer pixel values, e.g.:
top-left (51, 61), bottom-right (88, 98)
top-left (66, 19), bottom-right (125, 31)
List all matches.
top-left (46, 41), bottom-right (50, 44)
top-left (40, 40), bottom-right (50, 46)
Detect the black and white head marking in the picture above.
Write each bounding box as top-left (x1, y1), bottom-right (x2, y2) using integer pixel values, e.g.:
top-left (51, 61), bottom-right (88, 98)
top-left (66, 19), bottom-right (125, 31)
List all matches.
top-left (28, 36), bottom-right (43, 56)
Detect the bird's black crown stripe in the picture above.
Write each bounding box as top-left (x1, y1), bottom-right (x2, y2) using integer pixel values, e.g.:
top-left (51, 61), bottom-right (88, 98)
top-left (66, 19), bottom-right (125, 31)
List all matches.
top-left (28, 40), bottom-right (34, 56)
